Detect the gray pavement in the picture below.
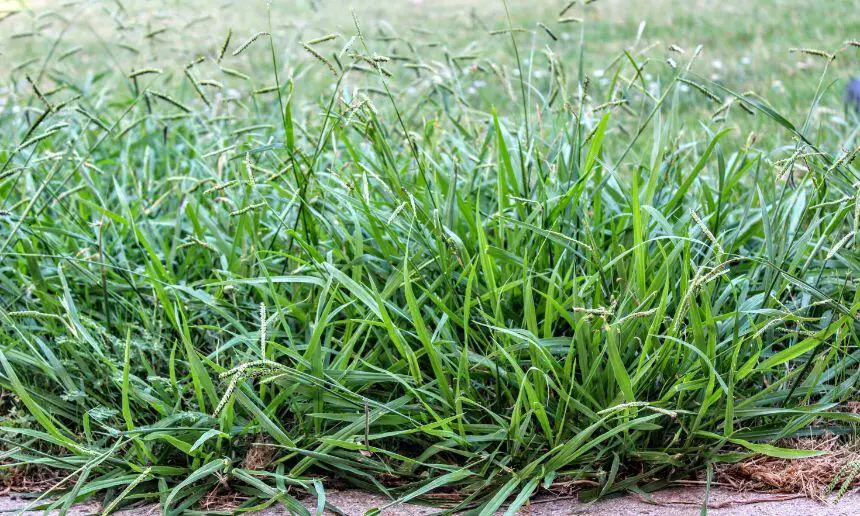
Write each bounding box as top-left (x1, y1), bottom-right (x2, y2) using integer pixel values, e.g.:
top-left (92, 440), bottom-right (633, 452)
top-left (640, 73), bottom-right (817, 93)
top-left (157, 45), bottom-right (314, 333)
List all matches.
top-left (0, 487), bottom-right (858, 515)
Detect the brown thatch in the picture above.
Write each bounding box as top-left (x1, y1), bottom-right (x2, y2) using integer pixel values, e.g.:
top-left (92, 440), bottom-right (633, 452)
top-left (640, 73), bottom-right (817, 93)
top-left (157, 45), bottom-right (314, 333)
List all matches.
top-left (717, 435), bottom-right (860, 500)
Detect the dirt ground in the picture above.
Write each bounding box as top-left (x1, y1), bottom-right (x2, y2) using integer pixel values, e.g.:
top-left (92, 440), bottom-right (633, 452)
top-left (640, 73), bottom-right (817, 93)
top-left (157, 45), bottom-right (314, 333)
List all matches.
top-left (1, 487), bottom-right (859, 515)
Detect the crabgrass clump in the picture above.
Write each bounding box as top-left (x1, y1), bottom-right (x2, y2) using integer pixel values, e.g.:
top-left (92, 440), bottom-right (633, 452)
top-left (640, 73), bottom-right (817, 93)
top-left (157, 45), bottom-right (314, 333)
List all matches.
top-left (0, 0), bottom-right (858, 514)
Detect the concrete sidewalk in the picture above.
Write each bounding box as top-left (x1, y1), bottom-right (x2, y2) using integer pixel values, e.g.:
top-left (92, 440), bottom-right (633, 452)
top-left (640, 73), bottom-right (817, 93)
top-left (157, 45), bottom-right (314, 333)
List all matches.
top-left (298, 488), bottom-right (860, 515)
top-left (1, 487), bottom-right (858, 515)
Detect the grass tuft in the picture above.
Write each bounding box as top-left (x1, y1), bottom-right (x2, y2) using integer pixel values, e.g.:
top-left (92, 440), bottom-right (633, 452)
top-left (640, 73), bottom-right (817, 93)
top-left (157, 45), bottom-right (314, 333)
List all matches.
top-left (0, 0), bottom-right (857, 513)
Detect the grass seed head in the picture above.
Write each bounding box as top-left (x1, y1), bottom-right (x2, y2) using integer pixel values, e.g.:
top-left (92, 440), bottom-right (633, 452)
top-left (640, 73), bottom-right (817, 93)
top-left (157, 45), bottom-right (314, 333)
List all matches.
top-left (678, 77), bottom-right (721, 103)
top-left (302, 42), bottom-right (339, 76)
top-left (559, 1), bottom-right (577, 16)
top-left (537, 22), bottom-right (558, 41)
top-left (306, 33), bottom-right (339, 45)
top-left (218, 28), bottom-right (233, 62)
top-left (232, 31), bottom-right (270, 56)
top-left (789, 47), bottom-right (835, 61)
top-left (128, 68), bottom-right (163, 78)
top-left (148, 90), bottom-right (192, 112)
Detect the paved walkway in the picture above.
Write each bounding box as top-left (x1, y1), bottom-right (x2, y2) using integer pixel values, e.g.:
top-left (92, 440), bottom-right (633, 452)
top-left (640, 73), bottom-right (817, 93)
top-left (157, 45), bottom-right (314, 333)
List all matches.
top-left (1, 487), bottom-right (858, 515)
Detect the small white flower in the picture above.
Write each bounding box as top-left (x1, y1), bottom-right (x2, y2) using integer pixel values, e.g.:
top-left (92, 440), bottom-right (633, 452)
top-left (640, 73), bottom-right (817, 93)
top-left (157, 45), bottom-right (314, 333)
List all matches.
top-left (647, 82), bottom-right (659, 96)
top-left (740, 56), bottom-right (752, 66)
top-left (679, 84), bottom-right (691, 93)
top-left (592, 69), bottom-right (605, 78)
top-left (711, 59), bottom-right (723, 70)
top-left (771, 79), bottom-right (785, 93)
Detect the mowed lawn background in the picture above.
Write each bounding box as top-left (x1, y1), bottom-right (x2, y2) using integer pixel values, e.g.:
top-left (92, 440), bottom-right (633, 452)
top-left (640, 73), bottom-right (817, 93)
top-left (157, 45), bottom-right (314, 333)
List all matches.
top-left (5, 0), bottom-right (858, 125)
top-left (0, 0), bottom-right (858, 513)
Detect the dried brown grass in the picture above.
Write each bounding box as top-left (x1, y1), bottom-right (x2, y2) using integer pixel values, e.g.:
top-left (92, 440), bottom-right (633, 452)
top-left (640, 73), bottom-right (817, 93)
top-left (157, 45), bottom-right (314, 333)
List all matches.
top-left (242, 435), bottom-right (276, 471)
top-left (194, 436), bottom-right (277, 512)
top-left (0, 464), bottom-right (74, 494)
top-left (717, 435), bottom-right (860, 500)
top-left (199, 485), bottom-right (249, 512)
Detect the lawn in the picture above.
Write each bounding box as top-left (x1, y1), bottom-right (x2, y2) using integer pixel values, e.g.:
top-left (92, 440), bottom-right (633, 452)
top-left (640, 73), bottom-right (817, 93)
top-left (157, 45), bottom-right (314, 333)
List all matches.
top-left (0, 0), bottom-right (858, 513)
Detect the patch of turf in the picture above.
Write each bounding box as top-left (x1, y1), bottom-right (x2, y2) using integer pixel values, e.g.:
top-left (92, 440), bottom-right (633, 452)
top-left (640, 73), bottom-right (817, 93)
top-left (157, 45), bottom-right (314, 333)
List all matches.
top-left (0, 0), bottom-right (858, 513)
